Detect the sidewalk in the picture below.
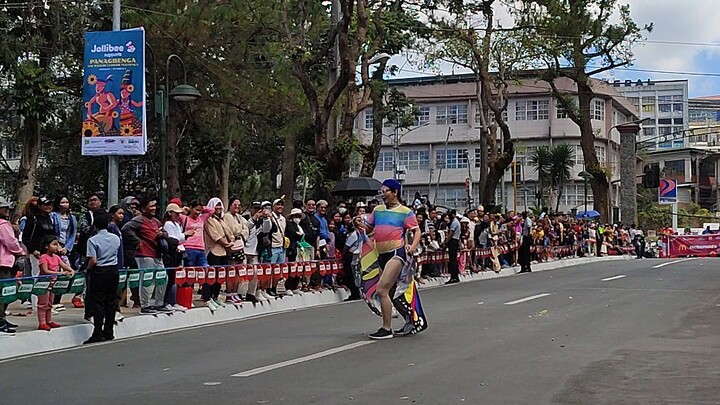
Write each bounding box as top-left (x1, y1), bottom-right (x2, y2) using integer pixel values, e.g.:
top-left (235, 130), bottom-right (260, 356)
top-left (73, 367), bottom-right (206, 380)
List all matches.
top-left (0, 255), bottom-right (628, 360)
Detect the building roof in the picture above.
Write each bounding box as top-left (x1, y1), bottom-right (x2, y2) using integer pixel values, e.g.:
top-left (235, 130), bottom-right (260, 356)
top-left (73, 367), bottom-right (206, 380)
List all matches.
top-left (390, 75), bottom-right (638, 118)
top-left (694, 95), bottom-right (720, 100)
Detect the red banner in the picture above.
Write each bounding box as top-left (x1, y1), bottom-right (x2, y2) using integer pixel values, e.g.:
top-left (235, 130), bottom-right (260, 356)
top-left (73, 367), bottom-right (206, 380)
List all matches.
top-left (667, 235), bottom-right (720, 257)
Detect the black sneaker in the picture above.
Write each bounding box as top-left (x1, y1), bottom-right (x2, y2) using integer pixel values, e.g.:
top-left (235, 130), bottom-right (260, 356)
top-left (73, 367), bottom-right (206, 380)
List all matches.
top-left (445, 278), bottom-right (460, 285)
top-left (394, 323), bottom-right (413, 336)
top-left (245, 294), bottom-right (259, 304)
top-left (4, 320), bottom-right (18, 329)
top-left (83, 335), bottom-right (106, 345)
top-left (0, 323), bottom-right (16, 334)
top-left (368, 328), bottom-right (393, 340)
top-left (140, 307), bottom-right (158, 315)
top-left (153, 305), bottom-right (173, 313)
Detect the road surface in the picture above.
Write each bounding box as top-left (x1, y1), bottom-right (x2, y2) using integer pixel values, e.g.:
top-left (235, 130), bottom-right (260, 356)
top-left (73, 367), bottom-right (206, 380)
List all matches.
top-left (3, 257), bottom-right (719, 404)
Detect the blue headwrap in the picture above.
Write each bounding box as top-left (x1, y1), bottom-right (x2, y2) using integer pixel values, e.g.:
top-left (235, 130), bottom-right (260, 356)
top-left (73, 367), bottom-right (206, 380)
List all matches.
top-left (382, 178), bottom-right (402, 193)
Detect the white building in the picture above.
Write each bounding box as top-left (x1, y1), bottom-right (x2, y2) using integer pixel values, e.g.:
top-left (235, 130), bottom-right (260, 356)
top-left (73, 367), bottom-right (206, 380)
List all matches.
top-left (354, 74), bottom-right (638, 217)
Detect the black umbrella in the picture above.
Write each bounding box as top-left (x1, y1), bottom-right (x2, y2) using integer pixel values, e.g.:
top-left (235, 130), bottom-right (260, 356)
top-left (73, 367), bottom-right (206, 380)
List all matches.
top-left (331, 177), bottom-right (382, 197)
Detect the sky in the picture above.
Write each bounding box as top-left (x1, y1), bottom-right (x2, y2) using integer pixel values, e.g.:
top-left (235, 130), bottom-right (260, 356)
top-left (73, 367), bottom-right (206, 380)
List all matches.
top-left (391, 0), bottom-right (720, 98)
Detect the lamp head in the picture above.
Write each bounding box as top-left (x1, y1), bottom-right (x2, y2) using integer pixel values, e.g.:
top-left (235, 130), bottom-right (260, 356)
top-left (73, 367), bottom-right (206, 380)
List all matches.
top-left (169, 84), bottom-right (201, 102)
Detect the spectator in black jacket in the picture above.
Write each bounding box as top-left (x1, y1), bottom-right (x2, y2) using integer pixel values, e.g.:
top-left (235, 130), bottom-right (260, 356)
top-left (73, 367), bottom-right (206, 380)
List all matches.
top-left (22, 197), bottom-right (56, 308)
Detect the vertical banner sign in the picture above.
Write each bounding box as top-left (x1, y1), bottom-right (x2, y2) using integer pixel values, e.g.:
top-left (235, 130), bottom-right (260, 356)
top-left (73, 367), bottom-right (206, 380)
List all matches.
top-left (658, 178), bottom-right (677, 204)
top-left (82, 28), bottom-right (146, 155)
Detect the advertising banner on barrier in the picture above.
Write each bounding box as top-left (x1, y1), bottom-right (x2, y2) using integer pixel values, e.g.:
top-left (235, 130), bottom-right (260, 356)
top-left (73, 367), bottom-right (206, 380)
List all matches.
top-left (667, 235), bottom-right (720, 257)
top-left (82, 28), bottom-right (146, 155)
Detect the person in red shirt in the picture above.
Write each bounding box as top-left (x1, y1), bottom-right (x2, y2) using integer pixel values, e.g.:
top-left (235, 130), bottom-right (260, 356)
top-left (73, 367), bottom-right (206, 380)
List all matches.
top-left (121, 197), bottom-right (170, 314)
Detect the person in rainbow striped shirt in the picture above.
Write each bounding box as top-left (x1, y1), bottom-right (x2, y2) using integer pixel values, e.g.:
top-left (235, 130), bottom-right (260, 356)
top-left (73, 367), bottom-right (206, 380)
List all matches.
top-left (355, 179), bottom-right (421, 340)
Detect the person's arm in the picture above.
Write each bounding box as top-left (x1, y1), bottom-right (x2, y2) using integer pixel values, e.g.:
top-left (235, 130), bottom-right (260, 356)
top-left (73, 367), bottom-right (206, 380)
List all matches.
top-left (0, 222), bottom-right (24, 256)
top-left (59, 260), bottom-right (75, 276)
top-left (64, 214), bottom-right (78, 253)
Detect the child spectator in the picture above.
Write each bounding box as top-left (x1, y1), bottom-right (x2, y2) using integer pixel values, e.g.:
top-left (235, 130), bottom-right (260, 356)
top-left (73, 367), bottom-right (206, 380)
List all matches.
top-left (37, 235), bottom-right (74, 331)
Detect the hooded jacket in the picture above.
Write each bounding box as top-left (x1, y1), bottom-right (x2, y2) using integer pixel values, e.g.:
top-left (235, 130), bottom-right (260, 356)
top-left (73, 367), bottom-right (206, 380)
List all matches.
top-left (121, 214), bottom-right (166, 258)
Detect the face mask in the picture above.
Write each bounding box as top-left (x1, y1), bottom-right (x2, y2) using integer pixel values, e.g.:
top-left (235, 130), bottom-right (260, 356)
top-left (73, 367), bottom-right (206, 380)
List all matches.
top-left (293, 218), bottom-right (301, 224)
top-left (338, 207), bottom-right (347, 215)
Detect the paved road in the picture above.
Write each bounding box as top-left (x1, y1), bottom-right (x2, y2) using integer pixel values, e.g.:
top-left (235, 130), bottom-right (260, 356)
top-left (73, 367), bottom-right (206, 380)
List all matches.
top-left (3, 257), bottom-right (720, 404)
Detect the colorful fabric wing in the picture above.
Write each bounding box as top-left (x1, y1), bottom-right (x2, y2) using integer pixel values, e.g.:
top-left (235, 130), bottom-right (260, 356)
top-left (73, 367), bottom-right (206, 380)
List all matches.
top-left (359, 233), bottom-right (383, 317)
top-left (359, 232), bottom-right (428, 335)
top-left (392, 255), bottom-right (428, 335)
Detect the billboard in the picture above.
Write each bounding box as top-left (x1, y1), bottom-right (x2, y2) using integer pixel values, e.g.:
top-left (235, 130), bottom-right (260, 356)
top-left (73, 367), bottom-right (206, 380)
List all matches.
top-left (82, 28), bottom-right (146, 155)
top-left (658, 178), bottom-right (677, 204)
top-left (667, 235), bottom-right (720, 257)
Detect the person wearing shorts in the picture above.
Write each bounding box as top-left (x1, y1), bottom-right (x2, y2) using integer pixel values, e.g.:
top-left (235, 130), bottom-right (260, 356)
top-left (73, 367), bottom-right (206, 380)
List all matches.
top-left (355, 179), bottom-right (420, 340)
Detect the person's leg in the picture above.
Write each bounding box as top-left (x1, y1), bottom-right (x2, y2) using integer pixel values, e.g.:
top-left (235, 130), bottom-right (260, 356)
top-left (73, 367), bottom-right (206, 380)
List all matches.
top-left (448, 239), bottom-right (459, 281)
top-left (376, 257), bottom-right (404, 331)
top-left (104, 268), bottom-right (120, 339)
top-left (151, 258), bottom-right (166, 307)
top-left (37, 292), bottom-right (49, 327)
top-left (135, 257), bottom-right (154, 309)
top-left (164, 269), bottom-right (176, 306)
top-left (29, 255), bottom-right (40, 310)
top-left (0, 267), bottom-right (10, 326)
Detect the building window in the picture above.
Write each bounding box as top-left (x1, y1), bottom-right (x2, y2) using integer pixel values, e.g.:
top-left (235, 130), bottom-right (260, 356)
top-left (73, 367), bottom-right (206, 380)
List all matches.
top-left (417, 106), bottom-right (430, 125)
top-left (515, 99), bottom-right (549, 121)
top-left (436, 104), bottom-right (468, 125)
top-left (591, 99), bottom-right (605, 121)
top-left (435, 188), bottom-right (468, 209)
top-left (475, 104), bottom-right (507, 124)
top-left (562, 184), bottom-right (592, 207)
top-left (642, 96), bottom-right (655, 113)
top-left (3, 141), bottom-right (20, 160)
top-left (643, 127), bottom-right (655, 137)
top-left (376, 151), bottom-right (393, 171)
top-left (556, 101), bottom-right (570, 119)
top-left (664, 160), bottom-right (684, 178)
top-left (399, 150), bottom-right (430, 170)
top-left (364, 108), bottom-right (373, 129)
top-left (435, 148), bottom-right (468, 169)
top-left (575, 145), bottom-right (584, 166)
top-left (673, 103), bottom-right (683, 113)
top-left (594, 146), bottom-right (606, 163)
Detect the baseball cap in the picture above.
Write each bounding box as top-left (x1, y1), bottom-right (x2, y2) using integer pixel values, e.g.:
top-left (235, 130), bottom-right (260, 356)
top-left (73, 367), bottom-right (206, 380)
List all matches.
top-left (261, 200), bottom-right (272, 207)
top-left (39, 197), bottom-right (52, 205)
top-left (356, 201), bottom-right (367, 208)
top-left (251, 201), bottom-right (262, 208)
top-left (165, 203), bottom-right (183, 214)
top-left (272, 198), bottom-right (284, 206)
top-left (0, 199), bottom-right (11, 209)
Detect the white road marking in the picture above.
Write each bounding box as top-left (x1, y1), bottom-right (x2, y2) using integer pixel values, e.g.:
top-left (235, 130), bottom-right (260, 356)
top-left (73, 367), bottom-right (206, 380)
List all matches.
top-left (504, 293), bottom-right (552, 305)
top-left (652, 258), bottom-right (696, 269)
top-left (601, 275), bottom-right (627, 282)
top-left (231, 341), bottom-right (374, 377)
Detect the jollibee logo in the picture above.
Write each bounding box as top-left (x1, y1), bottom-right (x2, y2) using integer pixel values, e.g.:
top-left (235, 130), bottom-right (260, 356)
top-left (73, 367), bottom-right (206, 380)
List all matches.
top-left (126, 41), bottom-right (136, 53)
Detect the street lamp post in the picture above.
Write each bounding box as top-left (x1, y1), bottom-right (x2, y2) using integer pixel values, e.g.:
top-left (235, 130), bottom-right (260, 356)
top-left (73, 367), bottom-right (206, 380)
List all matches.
top-left (385, 122), bottom-right (429, 181)
top-left (578, 170), bottom-right (594, 217)
top-left (157, 55), bottom-right (201, 212)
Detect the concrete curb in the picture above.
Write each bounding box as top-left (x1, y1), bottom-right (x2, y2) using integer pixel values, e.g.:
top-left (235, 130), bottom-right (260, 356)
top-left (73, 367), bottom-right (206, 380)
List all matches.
top-left (0, 255), bottom-right (628, 360)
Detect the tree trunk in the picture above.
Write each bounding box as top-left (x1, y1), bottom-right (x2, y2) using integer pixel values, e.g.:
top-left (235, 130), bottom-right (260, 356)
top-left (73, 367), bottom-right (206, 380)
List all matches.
top-left (360, 90), bottom-right (384, 177)
top-left (13, 117), bottom-right (41, 221)
top-left (219, 135), bottom-right (231, 207)
top-left (280, 128), bottom-right (297, 214)
top-left (576, 79), bottom-right (610, 222)
top-left (166, 113), bottom-right (181, 200)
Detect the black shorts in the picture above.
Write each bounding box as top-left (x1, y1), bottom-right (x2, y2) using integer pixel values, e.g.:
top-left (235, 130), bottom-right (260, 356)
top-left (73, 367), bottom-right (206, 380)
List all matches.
top-left (378, 247), bottom-right (407, 269)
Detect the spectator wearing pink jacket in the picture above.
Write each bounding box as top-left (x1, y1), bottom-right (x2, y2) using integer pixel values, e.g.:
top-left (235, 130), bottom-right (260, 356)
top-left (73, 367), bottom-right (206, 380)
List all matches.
top-left (0, 200), bottom-right (25, 333)
top-left (180, 200), bottom-right (214, 267)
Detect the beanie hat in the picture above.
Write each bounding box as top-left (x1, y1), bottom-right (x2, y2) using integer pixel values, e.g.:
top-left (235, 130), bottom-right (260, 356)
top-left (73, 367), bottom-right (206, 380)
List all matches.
top-left (382, 178), bottom-right (402, 193)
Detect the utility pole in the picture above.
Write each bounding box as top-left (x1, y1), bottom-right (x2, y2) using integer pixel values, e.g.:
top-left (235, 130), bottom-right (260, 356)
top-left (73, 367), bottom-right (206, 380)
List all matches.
top-left (107, 0), bottom-right (121, 207)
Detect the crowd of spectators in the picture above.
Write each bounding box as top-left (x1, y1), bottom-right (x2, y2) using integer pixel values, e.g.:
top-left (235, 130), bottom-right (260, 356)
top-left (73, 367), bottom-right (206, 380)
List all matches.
top-left (0, 191), bottom-right (641, 336)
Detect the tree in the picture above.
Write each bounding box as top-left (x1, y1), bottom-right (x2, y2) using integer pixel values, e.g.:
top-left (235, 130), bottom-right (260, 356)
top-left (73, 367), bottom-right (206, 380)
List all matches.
top-left (548, 143), bottom-right (575, 213)
top-left (513, 0), bottom-right (652, 222)
top-left (529, 146), bottom-right (552, 208)
top-left (529, 144), bottom-right (575, 212)
top-left (0, 2), bottom-right (103, 216)
top-left (419, 0), bottom-right (527, 207)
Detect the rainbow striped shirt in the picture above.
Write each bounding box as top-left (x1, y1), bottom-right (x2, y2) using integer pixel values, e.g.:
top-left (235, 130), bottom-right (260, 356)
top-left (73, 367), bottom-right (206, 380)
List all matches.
top-left (366, 205), bottom-right (418, 253)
